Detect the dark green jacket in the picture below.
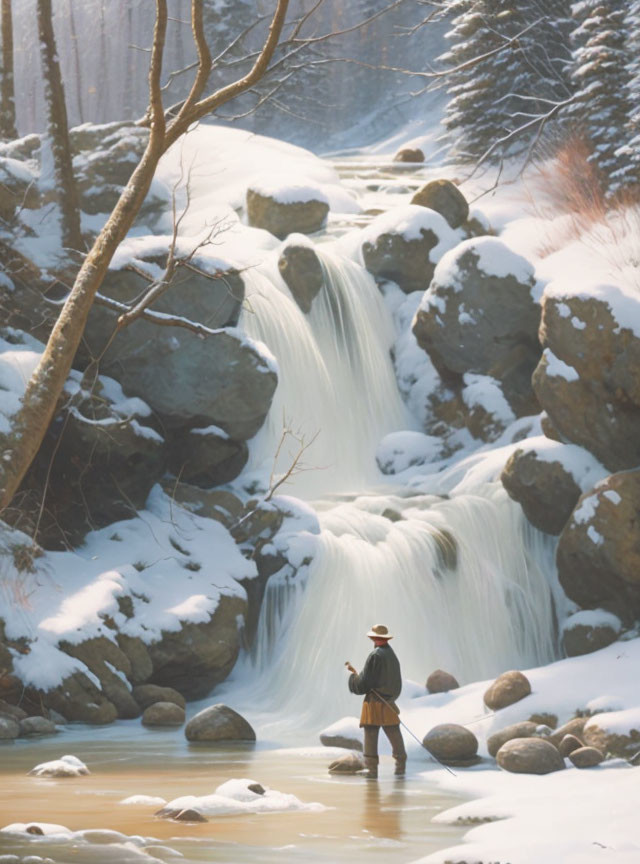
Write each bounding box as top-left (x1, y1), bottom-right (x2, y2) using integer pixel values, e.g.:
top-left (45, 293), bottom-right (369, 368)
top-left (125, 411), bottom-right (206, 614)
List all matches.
top-left (348, 643), bottom-right (402, 700)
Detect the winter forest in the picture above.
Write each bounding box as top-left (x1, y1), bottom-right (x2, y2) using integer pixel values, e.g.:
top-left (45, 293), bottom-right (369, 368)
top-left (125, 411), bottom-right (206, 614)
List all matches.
top-left (1, 1), bottom-right (639, 863)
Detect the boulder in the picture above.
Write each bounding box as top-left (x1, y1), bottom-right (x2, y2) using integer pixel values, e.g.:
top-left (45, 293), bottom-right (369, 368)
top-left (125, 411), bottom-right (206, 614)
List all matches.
top-left (319, 717), bottom-right (363, 751)
top-left (246, 185), bottom-right (329, 239)
top-left (0, 156), bottom-right (39, 221)
top-left (0, 246), bottom-right (64, 344)
top-left (533, 288), bottom-right (640, 471)
top-left (185, 704), bottom-right (256, 742)
top-left (569, 746), bottom-right (604, 768)
top-left (116, 635), bottom-right (153, 685)
top-left (19, 716), bottom-right (57, 737)
top-left (562, 610), bottom-right (622, 657)
top-left (132, 685), bottom-right (186, 711)
top-left (58, 636), bottom-right (140, 720)
top-left (501, 444), bottom-right (583, 535)
top-left (484, 670), bottom-right (531, 711)
top-left (168, 425), bottom-right (248, 488)
top-left (411, 179), bottom-right (469, 229)
top-left (0, 700), bottom-right (27, 722)
top-left (147, 594), bottom-right (247, 700)
top-left (422, 723), bottom-right (478, 763)
top-left (556, 471), bottom-right (640, 620)
top-left (278, 239), bottom-right (324, 313)
top-left (328, 751), bottom-right (366, 774)
top-left (583, 711), bottom-right (640, 759)
top-left (12, 374), bottom-right (166, 548)
top-left (393, 147), bottom-right (424, 163)
top-left (487, 721), bottom-right (539, 758)
top-left (82, 272), bottom-right (275, 441)
top-left (426, 669), bottom-right (459, 694)
top-left (361, 205), bottom-right (460, 294)
top-left (0, 715), bottom-right (20, 739)
top-left (142, 702), bottom-right (186, 727)
top-left (425, 380), bottom-right (511, 447)
top-left (412, 237), bottom-right (540, 417)
top-left (497, 738), bottom-right (565, 774)
top-left (39, 672), bottom-right (118, 724)
top-left (547, 717), bottom-right (589, 748)
top-left (558, 734), bottom-right (584, 757)
top-left (159, 481), bottom-right (243, 529)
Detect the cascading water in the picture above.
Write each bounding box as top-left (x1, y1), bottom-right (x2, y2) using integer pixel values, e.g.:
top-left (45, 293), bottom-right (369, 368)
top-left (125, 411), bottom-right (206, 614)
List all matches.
top-left (235, 242), bottom-right (560, 731)
top-left (240, 247), bottom-right (413, 497)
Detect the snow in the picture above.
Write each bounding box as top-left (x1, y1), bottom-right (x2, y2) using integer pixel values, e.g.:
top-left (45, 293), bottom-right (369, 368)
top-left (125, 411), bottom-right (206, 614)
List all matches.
top-left (562, 609), bottom-right (621, 633)
top-left (462, 373), bottom-right (516, 427)
top-left (0, 486), bottom-right (255, 691)
top-left (427, 236), bottom-right (535, 297)
top-left (542, 348), bottom-right (580, 382)
top-left (573, 491), bottom-right (600, 524)
top-left (319, 715), bottom-right (363, 743)
top-left (506, 436), bottom-right (608, 492)
top-left (28, 755), bottom-right (89, 778)
top-left (359, 204), bottom-right (462, 253)
top-left (585, 707), bottom-right (640, 737)
top-left (119, 795), bottom-right (167, 807)
top-left (159, 778), bottom-right (325, 818)
top-left (376, 430), bottom-right (443, 474)
top-left (0, 331), bottom-right (42, 433)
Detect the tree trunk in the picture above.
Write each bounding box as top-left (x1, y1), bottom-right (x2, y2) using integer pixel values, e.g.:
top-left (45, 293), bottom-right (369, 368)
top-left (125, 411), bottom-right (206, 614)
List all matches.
top-left (36, 0), bottom-right (83, 253)
top-left (0, 136), bottom-right (165, 513)
top-left (0, 0), bottom-right (17, 139)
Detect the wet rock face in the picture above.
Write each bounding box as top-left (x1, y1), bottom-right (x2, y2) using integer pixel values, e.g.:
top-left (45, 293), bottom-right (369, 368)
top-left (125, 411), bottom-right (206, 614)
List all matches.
top-left (501, 447), bottom-right (582, 535)
top-left (533, 292), bottom-right (640, 472)
top-left (246, 188), bottom-right (329, 239)
top-left (484, 670), bottom-right (531, 711)
top-left (185, 703), bottom-right (256, 742)
top-left (496, 738), bottom-right (565, 774)
top-left (278, 242), bottom-right (324, 313)
top-left (556, 470), bottom-right (640, 620)
top-left (411, 179), bottom-right (469, 229)
top-left (413, 237), bottom-right (541, 418)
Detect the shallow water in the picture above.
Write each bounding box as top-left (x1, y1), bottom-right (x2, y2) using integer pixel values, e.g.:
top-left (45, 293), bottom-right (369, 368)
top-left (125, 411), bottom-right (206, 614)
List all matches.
top-left (0, 726), bottom-right (467, 863)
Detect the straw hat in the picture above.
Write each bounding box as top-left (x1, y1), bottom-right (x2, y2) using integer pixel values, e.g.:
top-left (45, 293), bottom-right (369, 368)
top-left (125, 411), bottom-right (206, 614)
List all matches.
top-left (366, 624), bottom-right (393, 639)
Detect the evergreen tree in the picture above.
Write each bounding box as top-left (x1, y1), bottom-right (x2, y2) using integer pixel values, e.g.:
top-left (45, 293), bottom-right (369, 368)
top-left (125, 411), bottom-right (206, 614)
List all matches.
top-left (568, 0), bottom-right (632, 194)
top-left (611, 0), bottom-right (640, 193)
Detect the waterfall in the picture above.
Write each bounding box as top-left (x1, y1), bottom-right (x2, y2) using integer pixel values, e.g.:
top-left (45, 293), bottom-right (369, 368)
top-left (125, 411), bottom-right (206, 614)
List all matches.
top-left (240, 247), bottom-right (413, 498)
top-left (242, 483), bottom-right (558, 729)
top-left (232, 242), bottom-right (560, 733)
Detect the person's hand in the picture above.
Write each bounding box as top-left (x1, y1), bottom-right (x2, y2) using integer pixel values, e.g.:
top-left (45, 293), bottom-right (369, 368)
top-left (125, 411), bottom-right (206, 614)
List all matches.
top-left (345, 662), bottom-right (357, 674)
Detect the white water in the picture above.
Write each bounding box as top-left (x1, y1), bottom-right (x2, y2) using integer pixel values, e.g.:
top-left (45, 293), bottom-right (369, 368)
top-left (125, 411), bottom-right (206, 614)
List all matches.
top-left (240, 247), bottom-right (412, 498)
top-left (234, 241), bottom-right (560, 733)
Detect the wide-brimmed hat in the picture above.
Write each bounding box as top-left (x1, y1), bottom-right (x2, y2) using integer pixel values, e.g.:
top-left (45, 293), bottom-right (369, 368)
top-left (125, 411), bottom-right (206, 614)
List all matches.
top-left (366, 624), bottom-right (393, 639)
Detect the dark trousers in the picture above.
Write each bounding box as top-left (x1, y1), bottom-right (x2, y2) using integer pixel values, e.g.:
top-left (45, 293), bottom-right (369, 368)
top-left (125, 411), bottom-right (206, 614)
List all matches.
top-left (363, 724), bottom-right (407, 767)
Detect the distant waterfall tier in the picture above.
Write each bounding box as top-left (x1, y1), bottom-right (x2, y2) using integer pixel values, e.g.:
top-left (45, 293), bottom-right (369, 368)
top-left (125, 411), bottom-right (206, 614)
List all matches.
top-left (240, 248), bottom-right (413, 498)
top-left (246, 484), bottom-right (559, 729)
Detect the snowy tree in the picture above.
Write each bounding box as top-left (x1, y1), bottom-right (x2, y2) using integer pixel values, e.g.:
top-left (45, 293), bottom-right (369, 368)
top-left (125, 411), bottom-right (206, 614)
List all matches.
top-left (568, 0), bottom-right (633, 194)
top-left (611, 0), bottom-right (640, 194)
top-left (439, 0), bottom-right (573, 163)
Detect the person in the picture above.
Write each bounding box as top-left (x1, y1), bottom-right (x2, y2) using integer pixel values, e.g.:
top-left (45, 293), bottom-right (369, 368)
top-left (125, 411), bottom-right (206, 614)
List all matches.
top-left (346, 624), bottom-right (406, 778)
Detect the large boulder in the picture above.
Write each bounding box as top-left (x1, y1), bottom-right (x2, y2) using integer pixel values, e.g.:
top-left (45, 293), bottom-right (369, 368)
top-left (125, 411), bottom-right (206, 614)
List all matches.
top-left (533, 286), bottom-right (640, 471)
top-left (501, 439), bottom-right (605, 536)
top-left (81, 262), bottom-right (275, 444)
top-left (319, 717), bottom-right (363, 751)
top-left (10, 373), bottom-right (166, 548)
top-left (412, 237), bottom-right (540, 417)
top-left (496, 738), bottom-right (565, 774)
top-left (411, 179), bottom-right (469, 229)
top-left (19, 716), bottom-right (57, 737)
top-left (583, 710), bottom-right (640, 758)
top-left (556, 470), bottom-right (640, 620)
top-left (147, 594), bottom-right (247, 700)
top-left (487, 721), bottom-right (539, 758)
top-left (0, 715), bottom-right (20, 739)
top-left (246, 183), bottom-right (329, 239)
top-left (168, 425), bottom-right (248, 489)
top-left (185, 704), bottom-right (256, 742)
top-left (562, 609), bottom-right (622, 657)
top-left (159, 481), bottom-right (243, 529)
top-left (422, 724), bottom-right (478, 764)
top-left (0, 246), bottom-right (60, 342)
top-left (361, 205), bottom-right (461, 294)
top-left (39, 672), bottom-right (118, 724)
top-left (278, 238), bottom-right (324, 313)
top-left (484, 670), bottom-right (531, 711)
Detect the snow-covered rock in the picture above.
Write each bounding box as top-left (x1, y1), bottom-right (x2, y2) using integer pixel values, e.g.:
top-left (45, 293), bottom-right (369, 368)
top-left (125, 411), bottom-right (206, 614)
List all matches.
top-left (562, 609), bottom-right (622, 657)
top-left (28, 755), bottom-right (89, 778)
top-left (376, 430), bottom-right (444, 475)
top-left (247, 179), bottom-right (329, 239)
top-left (361, 204), bottom-right (462, 293)
top-left (156, 778), bottom-right (323, 818)
top-left (583, 708), bottom-right (640, 759)
top-left (410, 179), bottom-right (469, 229)
top-left (319, 716), bottom-right (363, 751)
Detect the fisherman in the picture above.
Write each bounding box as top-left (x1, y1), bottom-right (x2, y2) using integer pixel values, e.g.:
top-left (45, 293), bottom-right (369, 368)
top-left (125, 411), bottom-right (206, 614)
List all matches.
top-left (346, 624), bottom-right (406, 778)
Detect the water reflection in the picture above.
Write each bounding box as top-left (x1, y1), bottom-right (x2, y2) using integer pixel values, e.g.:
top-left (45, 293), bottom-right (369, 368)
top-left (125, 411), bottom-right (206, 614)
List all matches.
top-left (362, 778), bottom-right (406, 841)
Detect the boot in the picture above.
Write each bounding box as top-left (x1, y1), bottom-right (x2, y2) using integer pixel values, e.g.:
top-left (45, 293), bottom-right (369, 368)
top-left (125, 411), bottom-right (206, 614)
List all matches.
top-left (394, 757), bottom-right (406, 777)
top-left (359, 755), bottom-right (379, 779)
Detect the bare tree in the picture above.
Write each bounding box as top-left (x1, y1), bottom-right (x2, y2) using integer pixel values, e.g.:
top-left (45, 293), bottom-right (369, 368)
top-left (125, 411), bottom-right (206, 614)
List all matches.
top-left (36, 0), bottom-right (83, 252)
top-left (0, 0), bottom-right (17, 140)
